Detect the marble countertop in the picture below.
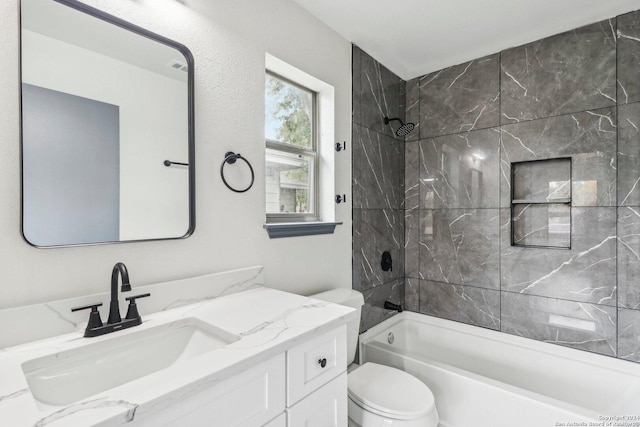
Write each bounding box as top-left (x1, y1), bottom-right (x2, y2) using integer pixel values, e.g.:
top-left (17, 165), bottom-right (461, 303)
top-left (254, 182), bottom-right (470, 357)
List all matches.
top-left (0, 286), bottom-right (355, 426)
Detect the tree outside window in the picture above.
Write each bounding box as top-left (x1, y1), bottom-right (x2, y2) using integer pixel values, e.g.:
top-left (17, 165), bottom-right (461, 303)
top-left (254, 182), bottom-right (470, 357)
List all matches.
top-left (265, 73), bottom-right (318, 221)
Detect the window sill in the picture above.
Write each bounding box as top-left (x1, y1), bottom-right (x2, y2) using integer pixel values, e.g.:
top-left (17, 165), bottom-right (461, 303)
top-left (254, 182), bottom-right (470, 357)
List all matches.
top-left (263, 221), bottom-right (342, 239)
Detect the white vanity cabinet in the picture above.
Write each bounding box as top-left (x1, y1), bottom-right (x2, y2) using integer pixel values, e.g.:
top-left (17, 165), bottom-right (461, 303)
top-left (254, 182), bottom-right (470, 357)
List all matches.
top-left (0, 282), bottom-right (356, 427)
top-left (263, 413), bottom-right (287, 427)
top-left (285, 324), bottom-right (348, 427)
top-left (133, 353), bottom-right (286, 427)
top-left (287, 373), bottom-right (347, 426)
top-left (131, 324), bottom-right (348, 427)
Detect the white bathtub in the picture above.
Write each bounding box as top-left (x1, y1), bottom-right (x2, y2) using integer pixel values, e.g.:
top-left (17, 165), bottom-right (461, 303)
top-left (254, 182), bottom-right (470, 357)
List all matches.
top-left (358, 312), bottom-right (640, 427)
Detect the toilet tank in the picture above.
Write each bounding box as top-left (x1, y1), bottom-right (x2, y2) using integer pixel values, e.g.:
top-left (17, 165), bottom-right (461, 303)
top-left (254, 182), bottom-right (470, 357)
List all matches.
top-left (310, 289), bottom-right (364, 364)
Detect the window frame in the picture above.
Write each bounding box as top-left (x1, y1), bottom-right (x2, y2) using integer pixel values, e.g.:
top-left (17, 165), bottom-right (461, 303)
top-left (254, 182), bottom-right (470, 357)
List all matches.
top-left (265, 71), bottom-right (320, 223)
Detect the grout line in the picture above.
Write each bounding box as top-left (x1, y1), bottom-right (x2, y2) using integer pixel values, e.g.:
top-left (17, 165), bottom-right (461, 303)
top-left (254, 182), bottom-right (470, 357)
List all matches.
top-left (615, 14), bottom-right (620, 359)
top-left (498, 50), bottom-right (503, 332)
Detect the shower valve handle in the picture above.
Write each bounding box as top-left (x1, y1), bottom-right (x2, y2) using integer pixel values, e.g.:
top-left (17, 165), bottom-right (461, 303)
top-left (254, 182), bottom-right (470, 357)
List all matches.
top-left (381, 251), bottom-right (393, 272)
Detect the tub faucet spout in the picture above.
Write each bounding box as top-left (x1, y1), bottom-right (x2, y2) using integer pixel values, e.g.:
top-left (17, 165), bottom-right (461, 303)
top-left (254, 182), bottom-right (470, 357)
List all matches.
top-left (384, 300), bottom-right (403, 313)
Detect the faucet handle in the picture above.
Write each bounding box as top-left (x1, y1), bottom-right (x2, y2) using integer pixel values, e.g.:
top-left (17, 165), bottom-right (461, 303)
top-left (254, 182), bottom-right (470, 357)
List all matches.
top-left (71, 303), bottom-right (103, 312)
top-left (381, 251), bottom-right (393, 272)
top-left (71, 303), bottom-right (104, 332)
top-left (125, 293), bottom-right (150, 302)
top-left (125, 293), bottom-right (150, 321)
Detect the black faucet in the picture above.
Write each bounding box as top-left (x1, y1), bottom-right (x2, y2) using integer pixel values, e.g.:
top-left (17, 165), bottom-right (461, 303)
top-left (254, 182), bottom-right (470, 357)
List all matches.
top-left (71, 262), bottom-right (150, 338)
top-left (108, 262), bottom-right (131, 324)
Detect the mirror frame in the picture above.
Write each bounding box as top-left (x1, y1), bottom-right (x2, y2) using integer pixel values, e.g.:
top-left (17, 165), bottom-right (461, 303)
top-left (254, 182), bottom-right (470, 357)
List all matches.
top-left (19, 0), bottom-right (196, 248)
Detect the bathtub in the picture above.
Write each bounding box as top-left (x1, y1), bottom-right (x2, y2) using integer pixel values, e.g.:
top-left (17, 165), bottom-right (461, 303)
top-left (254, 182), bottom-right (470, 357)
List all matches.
top-left (358, 312), bottom-right (640, 427)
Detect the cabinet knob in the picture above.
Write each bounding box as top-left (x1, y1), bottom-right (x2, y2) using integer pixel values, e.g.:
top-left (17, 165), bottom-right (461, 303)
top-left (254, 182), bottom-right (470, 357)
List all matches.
top-left (318, 358), bottom-right (327, 368)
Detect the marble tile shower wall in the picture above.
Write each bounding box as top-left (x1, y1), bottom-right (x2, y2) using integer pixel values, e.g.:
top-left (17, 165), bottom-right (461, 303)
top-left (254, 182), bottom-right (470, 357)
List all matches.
top-left (352, 46), bottom-right (406, 332)
top-left (404, 10), bottom-right (640, 362)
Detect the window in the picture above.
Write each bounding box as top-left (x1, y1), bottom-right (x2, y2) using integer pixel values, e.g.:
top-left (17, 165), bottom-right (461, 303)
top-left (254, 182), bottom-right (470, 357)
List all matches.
top-left (510, 158), bottom-right (572, 249)
top-left (265, 72), bottom-right (318, 222)
top-left (262, 54), bottom-right (340, 238)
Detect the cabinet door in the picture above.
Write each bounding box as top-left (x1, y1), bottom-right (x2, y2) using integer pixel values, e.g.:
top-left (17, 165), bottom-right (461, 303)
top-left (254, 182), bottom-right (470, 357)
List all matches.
top-left (133, 353), bottom-right (285, 427)
top-left (263, 413), bottom-right (286, 427)
top-left (287, 324), bottom-right (347, 405)
top-left (287, 373), bottom-right (347, 427)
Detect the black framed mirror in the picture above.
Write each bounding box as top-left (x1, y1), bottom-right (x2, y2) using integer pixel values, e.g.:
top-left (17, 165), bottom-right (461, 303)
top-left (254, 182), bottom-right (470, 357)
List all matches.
top-left (20, 0), bottom-right (195, 247)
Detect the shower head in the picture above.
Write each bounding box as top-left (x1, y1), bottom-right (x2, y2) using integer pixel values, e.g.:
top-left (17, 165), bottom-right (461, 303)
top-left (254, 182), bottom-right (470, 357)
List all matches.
top-left (384, 117), bottom-right (415, 137)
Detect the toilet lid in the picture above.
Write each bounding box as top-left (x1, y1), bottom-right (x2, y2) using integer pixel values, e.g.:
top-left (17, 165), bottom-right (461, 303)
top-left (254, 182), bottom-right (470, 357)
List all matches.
top-left (348, 362), bottom-right (435, 420)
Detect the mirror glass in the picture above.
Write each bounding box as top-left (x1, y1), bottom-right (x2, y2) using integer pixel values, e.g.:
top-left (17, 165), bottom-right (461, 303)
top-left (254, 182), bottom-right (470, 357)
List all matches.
top-left (20, 0), bottom-right (194, 247)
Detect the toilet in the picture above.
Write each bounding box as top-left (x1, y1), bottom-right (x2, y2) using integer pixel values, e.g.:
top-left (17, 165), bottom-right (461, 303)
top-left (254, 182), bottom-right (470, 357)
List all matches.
top-left (311, 289), bottom-right (439, 427)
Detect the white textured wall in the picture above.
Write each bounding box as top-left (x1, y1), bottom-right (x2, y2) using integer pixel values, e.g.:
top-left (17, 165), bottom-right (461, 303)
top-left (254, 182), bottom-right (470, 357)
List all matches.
top-left (0, 0), bottom-right (352, 309)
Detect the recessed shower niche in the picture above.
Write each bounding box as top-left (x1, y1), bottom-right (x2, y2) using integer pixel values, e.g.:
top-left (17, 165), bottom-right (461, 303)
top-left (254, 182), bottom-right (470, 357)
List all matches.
top-left (510, 158), bottom-right (572, 249)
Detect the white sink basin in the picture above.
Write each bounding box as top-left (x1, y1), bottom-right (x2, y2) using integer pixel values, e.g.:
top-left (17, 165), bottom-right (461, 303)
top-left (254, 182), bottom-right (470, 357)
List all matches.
top-left (22, 318), bottom-right (239, 406)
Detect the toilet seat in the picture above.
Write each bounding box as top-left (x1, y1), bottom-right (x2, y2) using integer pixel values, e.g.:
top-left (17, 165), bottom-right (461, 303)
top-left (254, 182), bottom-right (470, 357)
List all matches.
top-left (348, 362), bottom-right (436, 421)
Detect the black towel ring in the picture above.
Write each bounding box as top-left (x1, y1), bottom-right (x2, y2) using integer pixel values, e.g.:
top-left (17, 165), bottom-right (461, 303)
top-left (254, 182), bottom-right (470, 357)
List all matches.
top-left (220, 151), bottom-right (254, 193)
